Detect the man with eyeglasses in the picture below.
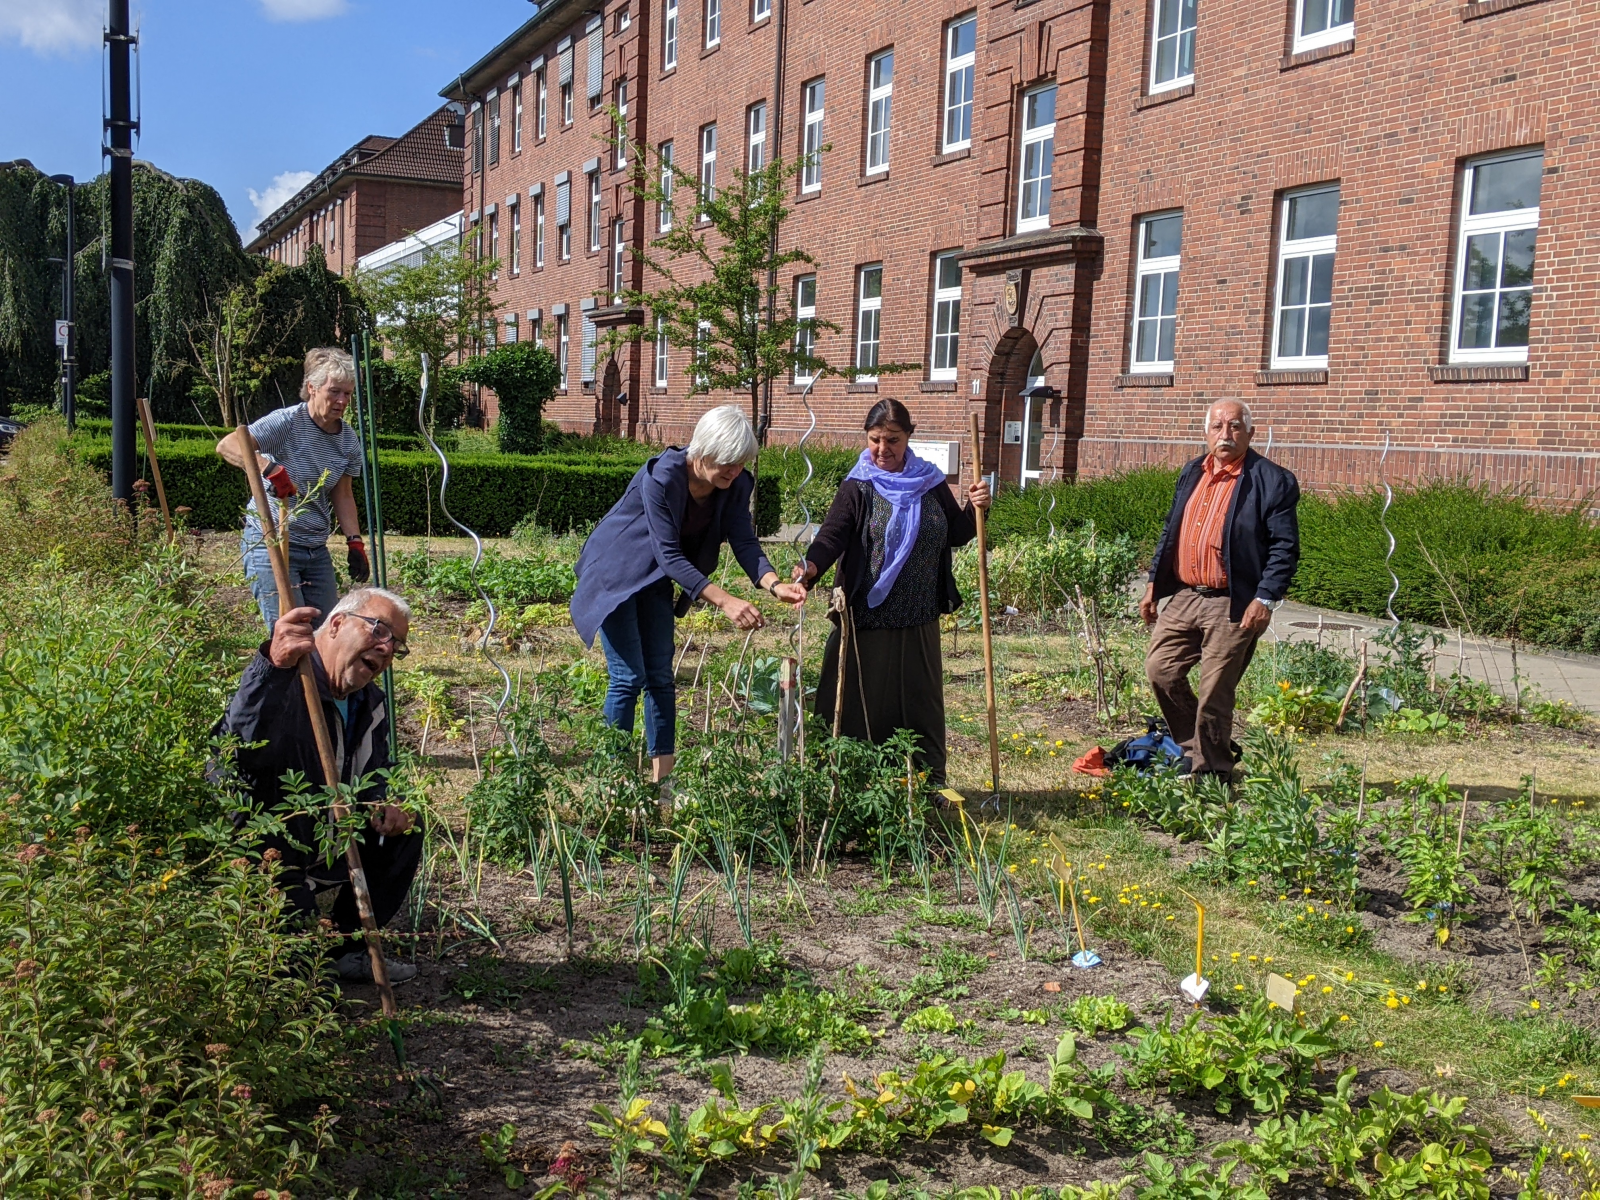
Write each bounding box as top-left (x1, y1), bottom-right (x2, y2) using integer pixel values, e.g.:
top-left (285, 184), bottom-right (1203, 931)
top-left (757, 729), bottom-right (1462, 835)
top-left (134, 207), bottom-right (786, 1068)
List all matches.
top-left (213, 587), bottom-right (422, 984)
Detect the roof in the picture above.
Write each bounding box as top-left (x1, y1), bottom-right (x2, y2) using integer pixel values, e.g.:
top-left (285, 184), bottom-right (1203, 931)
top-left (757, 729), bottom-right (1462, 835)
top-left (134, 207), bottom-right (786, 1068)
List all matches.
top-left (438, 0), bottom-right (584, 102)
top-left (246, 106), bottom-right (463, 252)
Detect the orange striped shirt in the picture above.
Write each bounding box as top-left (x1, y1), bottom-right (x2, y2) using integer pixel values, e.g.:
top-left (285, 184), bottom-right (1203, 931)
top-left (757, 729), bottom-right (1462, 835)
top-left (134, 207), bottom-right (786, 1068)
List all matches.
top-left (1176, 454), bottom-right (1243, 589)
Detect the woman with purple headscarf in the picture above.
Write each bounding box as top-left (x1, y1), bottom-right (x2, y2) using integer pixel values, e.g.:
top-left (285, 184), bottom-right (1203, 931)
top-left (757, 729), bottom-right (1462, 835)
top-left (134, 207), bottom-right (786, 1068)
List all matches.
top-left (794, 399), bottom-right (991, 784)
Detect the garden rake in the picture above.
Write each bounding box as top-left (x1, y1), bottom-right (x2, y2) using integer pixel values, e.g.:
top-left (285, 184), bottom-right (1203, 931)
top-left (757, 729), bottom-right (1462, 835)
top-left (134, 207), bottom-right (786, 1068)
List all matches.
top-left (225, 425), bottom-right (407, 1067)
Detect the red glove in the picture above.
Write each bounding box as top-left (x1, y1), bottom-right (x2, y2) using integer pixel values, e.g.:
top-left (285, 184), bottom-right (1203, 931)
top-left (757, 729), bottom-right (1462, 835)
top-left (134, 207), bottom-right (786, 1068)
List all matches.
top-left (264, 464), bottom-right (297, 499)
top-left (347, 536), bottom-right (371, 583)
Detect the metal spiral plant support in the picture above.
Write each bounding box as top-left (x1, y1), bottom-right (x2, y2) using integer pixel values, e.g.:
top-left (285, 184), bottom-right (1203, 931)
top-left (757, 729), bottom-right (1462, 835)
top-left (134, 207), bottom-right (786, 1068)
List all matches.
top-left (416, 354), bottom-right (519, 757)
top-left (1043, 422), bottom-right (1062, 540)
top-left (1378, 430), bottom-right (1400, 628)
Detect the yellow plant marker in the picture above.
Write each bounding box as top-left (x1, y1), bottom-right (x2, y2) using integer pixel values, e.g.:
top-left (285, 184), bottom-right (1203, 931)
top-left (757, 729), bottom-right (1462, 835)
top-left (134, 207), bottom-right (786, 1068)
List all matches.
top-left (940, 788), bottom-right (976, 865)
top-left (1265, 972), bottom-right (1298, 1012)
top-left (1176, 888), bottom-right (1209, 1004)
top-left (1575, 1096), bottom-right (1600, 1109)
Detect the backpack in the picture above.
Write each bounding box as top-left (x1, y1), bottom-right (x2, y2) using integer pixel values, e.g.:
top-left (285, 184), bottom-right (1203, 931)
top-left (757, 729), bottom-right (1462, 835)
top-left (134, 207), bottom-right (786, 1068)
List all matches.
top-left (1103, 719), bottom-right (1188, 774)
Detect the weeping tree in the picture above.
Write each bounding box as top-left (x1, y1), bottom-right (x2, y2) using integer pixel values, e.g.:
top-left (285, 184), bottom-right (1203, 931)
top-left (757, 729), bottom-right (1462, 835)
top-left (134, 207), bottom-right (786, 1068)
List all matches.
top-left (456, 342), bottom-right (560, 453)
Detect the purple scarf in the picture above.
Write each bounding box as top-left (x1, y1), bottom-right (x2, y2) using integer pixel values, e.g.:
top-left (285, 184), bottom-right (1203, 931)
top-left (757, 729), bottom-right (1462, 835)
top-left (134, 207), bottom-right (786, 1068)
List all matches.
top-left (846, 446), bottom-right (947, 607)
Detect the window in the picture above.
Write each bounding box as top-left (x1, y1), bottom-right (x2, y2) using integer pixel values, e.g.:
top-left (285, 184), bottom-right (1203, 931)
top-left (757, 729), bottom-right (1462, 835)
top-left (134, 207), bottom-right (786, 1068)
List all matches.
top-left (1016, 84), bottom-right (1056, 233)
top-left (582, 315), bottom-right (597, 383)
top-left (614, 78), bottom-right (629, 167)
top-left (793, 274), bottom-right (817, 382)
top-left (618, 5), bottom-right (631, 30)
top-left (748, 102), bottom-right (767, 173)
top-left (1451, 150), bottom-right (1542, 363)
top-left (531, 313), bottom-right (543, 345)
top-left (754, 0), bottom-right (771, 19)
top-left (699, 124), bottom-right (717, 217)
top-left (1272, 186), bottom-right (1338, 368)
top-left (930, 251), bottom-right (962, 379)
top-left (693, 319), bottom-right (712, 387)
top-left (856, 264), bottom-right (882, 380)
top-left (612, 218), bottom-right (626, 300)
top-left (1150, 0), bottom-right (1196, 92)
top-left (866, 50), bottom-right (894, 174)
top-left (488, 211), bottom-right (500, 279)
top-left (705, 0), bottom-right (721, 46)
top-left (654, 316), bottom-right (669, 386)
top-left (471, 105), bottom-right (483, 173)
top-left (534, 192), bottom-right (546, 267)
top-left (1293, 0), bottom-right (1352, 54)
top-left (562, 81), bottom-right (574, 124)
top-left (510, 202), bottom-right (521, 275)
top-left (505, 313), bottom-right (518, 343)
top-left (557, 315), bottom-right (570, 386)
top-left (488, 93), bottom-right (501, 166)
top-left (659, 142), bottom-right (674, 230)
top-left (512, 83), bottom-right (523, 153)
top-left (801, 78), bottom-right (825, 192)
top-left (588, 171), bottom-right (602, 251)
top-left (537, 69), bottom-right (548, 139)
top-left (943, 15), bottom-right (976, 152)
top-left (1132, 212), bottom-right (1182, 372)
top-left (664, 0), bottom-right (678, 68)
top-left (557, 176), bottom-right (572, 261)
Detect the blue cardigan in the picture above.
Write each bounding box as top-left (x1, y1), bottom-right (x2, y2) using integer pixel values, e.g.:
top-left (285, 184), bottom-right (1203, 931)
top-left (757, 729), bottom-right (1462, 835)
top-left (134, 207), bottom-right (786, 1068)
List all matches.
top-left (569, 447), bottom-right (776, 646)
top-left (1148, 449), bottom-right (1301, 623)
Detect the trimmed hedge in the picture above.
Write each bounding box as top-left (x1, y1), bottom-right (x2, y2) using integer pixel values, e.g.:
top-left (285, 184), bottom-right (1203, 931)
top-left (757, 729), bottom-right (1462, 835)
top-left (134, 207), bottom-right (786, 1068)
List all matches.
top-left (77, 436), bottom-right (781, 539)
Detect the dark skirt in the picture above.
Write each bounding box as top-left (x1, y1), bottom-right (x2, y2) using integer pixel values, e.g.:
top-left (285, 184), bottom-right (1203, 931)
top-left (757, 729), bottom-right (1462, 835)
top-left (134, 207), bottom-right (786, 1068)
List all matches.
top-left (814, 618), bottom-right (946, 784)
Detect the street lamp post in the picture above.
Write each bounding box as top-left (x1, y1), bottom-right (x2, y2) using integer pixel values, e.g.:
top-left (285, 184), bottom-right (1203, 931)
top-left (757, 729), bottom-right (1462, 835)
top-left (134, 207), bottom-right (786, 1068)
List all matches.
top-left (49, 174), bottom-right (76, 429)
top-left (106, 0), bottom-right (138, 503)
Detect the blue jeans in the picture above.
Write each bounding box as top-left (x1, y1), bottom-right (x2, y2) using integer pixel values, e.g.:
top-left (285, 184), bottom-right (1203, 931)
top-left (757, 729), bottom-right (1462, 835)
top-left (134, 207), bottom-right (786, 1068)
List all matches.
top-left (598, 580), bottom-right (677, 757)
top-left (242, 533), bottom-right (341, 632)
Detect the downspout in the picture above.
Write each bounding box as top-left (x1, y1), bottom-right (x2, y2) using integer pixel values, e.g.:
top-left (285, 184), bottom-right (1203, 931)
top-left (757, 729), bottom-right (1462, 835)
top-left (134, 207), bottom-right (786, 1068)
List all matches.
top-left (759, 0), bottom-right (789, 448)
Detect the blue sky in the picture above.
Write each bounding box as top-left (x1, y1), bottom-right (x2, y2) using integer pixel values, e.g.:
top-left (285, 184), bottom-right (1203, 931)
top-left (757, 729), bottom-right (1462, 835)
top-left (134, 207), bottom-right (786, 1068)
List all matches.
top-left (0, 0), bottom-right (530, 239)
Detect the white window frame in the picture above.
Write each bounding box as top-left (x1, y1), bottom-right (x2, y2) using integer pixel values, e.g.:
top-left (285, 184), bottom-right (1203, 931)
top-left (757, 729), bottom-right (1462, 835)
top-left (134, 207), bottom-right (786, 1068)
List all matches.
top-left (612, 217), bottom-right (626, 301)
top-left (512, 82), bottom-right (523, 153)
top-left (510, 202), bottom-right (521, 275)
top-left (654, 315), bottom-right (669, 386)
top-left (699, 124), bottom-right (717, 218)
top-left (1148, 0), bottom-right (1197, 94)
top-left (488, 210), bottom-right (500, 279)
top-left (942, 14), bottom-right (976, 153)
top-left (705, 0), bottom-right (721, 47)
top-left (559, 216), bottom-right (571, 262)
top-left (754, 0), bottom-right (771, 19)
top-left (537, 70), bottom-right (548, 139)
top-left (865, 50), bottom-right (894, 175)
top-left (855, 263), bottom-right (883, 381)
top-left (1450, 150), bottom-right (1542, 365)
top-left (557, 315), bottom-right (570, 386)
top-left (801, 78), bottom-right (825, 193)
top-left (693, 318), bottom-right (712, 387)
top-left (588, 171), bottom-right (602, 251)
top-left (614, 78), bottom-right (629, 168)
top-left (664, 0), bottom-right (678, 68)
top-left (930, 251), bottom-right (962, 380)
top-left (531, 315), bottom-right (543, 345)
top-left (488, 92), bottom-right (501, 166)
top-left (618, 6), bottom-right (631, 30)
top-left (748, 101), bottom-right (767, 173)
top-left (659, 142), bottom-right (674, 231)
top-left (505, 313), bottom-right (519, 343)
top-left (793, 274), bottom-right (817, 383)
top-left (1271, 185), bottom-right (1339, 370)
top-left (1293, 0), bottom-right (1353, 55)
top-left (1131, 211), bottom-right (1182, 373)
top-left (562, 80), bottom-right (574, 125)
top-left (1016, 84), bottom-right (1056, 234)
top-left (534, 193), bottom-right (546, 268)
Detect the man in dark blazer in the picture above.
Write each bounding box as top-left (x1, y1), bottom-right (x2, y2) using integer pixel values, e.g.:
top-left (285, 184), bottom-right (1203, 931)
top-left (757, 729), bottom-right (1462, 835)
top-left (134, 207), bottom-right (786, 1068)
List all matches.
top-left (1140, 400), bottom-right (1301, 778)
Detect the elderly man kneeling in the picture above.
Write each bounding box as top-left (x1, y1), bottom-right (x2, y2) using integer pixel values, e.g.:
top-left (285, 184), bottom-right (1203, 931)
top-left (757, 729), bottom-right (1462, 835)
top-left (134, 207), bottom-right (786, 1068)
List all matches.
top-left (214, 587), bottom-right (420, 983)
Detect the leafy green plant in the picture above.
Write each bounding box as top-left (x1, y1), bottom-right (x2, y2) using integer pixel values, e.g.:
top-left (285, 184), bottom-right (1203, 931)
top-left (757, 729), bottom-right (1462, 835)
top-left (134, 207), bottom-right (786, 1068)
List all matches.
top-left (1137, 1154), bottom-right (1268, 1200)
top-left (456, 342), bottom-right (562, 455)
top-left (1064, 995), bottom-right (1132, 1037)
top-left (1247, 681), bottom-right (1340, 735)
top-left (904, 1004), bottom-right (960, 1034)
top-left (478, 1123), bottom-right (528, 1189)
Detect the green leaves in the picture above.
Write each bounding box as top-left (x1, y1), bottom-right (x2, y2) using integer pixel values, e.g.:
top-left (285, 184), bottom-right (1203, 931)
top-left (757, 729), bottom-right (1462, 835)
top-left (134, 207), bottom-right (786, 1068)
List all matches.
top-left (455, 342), bottom-right (561, 455)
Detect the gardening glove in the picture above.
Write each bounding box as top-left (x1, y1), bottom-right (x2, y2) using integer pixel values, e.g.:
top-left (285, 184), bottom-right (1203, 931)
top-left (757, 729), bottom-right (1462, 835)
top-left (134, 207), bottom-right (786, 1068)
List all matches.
top-left (346, 536), bottom-right (371, 583)
top-left (264, 463), bottom-right (298, 499)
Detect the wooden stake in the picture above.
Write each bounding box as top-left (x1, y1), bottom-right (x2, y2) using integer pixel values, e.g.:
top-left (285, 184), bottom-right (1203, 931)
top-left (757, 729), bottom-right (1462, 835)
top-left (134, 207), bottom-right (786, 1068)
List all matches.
top-left (227, 425), bottom-right (398, 1020)
top-left (135, 396), bottom-right (173, 542)
top-left (1456, 787), bottom-right (1470, 855)
top-left (1335, 652), bottom-right (1368, 729)
top-left (968, 411), bottom-right (1000, 797)
top-left (832, 588), bottom-right (849, 738)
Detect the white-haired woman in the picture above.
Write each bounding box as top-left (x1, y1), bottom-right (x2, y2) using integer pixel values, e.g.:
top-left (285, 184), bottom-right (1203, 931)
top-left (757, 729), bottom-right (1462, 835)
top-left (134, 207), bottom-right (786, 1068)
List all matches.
top-left (571, 405), bottom-right (807, 791)
top-left (217, 346), bottom-right (371, 630)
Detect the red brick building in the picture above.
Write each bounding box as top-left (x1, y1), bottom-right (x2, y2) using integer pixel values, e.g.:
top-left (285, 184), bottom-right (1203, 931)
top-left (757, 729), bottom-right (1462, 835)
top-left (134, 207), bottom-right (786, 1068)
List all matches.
top-left (441, 0), bottom-right (1598, 500)
top-left (247, 106), bottom-right (463, 276)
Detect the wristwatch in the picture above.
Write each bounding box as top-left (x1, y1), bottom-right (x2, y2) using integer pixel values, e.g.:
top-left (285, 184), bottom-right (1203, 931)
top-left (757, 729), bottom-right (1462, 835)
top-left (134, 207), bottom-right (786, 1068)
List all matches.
top-left (1257, 597), bottom-right (1284, 611)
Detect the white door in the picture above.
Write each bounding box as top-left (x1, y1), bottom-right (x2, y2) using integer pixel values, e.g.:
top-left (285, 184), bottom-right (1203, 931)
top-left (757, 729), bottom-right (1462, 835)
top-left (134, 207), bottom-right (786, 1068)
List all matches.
top-left (1019, 349), bottom-right (1046, 488)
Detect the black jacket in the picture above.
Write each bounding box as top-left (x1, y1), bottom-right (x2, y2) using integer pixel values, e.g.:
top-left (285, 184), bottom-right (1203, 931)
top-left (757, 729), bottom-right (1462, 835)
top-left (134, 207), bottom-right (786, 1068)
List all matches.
top-left (212, 645), bottom-right (391, 865)
top-left (805, 478), bottom-right (978, 616)
top-left (1148, 449), bottom-right (1301, 622)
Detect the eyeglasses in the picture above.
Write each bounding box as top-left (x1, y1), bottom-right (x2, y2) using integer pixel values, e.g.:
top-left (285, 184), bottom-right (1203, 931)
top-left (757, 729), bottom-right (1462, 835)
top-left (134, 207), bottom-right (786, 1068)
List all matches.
top-left (346, 613), bottom-right (410, 658)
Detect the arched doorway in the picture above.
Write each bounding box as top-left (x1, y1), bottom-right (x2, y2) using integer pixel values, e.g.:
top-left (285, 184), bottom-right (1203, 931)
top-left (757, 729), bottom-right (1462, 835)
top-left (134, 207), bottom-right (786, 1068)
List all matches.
top-left (984, 328), bottom-right (1060, 489)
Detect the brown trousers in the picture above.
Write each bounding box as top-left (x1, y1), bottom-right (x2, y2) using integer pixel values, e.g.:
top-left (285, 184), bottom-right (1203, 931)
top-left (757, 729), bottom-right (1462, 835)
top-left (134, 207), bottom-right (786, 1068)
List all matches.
top-left (1145, 588), bottom-right (1261, 775)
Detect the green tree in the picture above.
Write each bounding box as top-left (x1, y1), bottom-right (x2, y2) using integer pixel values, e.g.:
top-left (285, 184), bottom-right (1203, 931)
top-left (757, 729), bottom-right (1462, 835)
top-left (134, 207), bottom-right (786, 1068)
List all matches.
top-left (456, 342), bottom-right (560, 454)
top-left (604, 144), bottom-right (912, 444)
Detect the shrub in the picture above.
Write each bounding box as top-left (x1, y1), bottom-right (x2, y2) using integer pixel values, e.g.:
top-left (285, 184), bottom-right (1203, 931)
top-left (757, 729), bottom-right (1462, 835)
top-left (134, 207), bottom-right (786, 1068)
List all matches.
top-left (758, 444), bottom-right (862, 525)
top-left (455, 343), bottom-right (560, 455)
top-left (988, 468), bottom-right (1179, 549)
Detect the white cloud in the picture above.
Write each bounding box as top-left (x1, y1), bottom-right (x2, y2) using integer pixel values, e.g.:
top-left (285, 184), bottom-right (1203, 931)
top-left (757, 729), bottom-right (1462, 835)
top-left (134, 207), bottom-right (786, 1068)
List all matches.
top-left (0, 0), bottom-right (102, 54)
top-left (245, 170), bottom-right (315, 240)
top-left (258, 0), bottom-right (348, 21)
